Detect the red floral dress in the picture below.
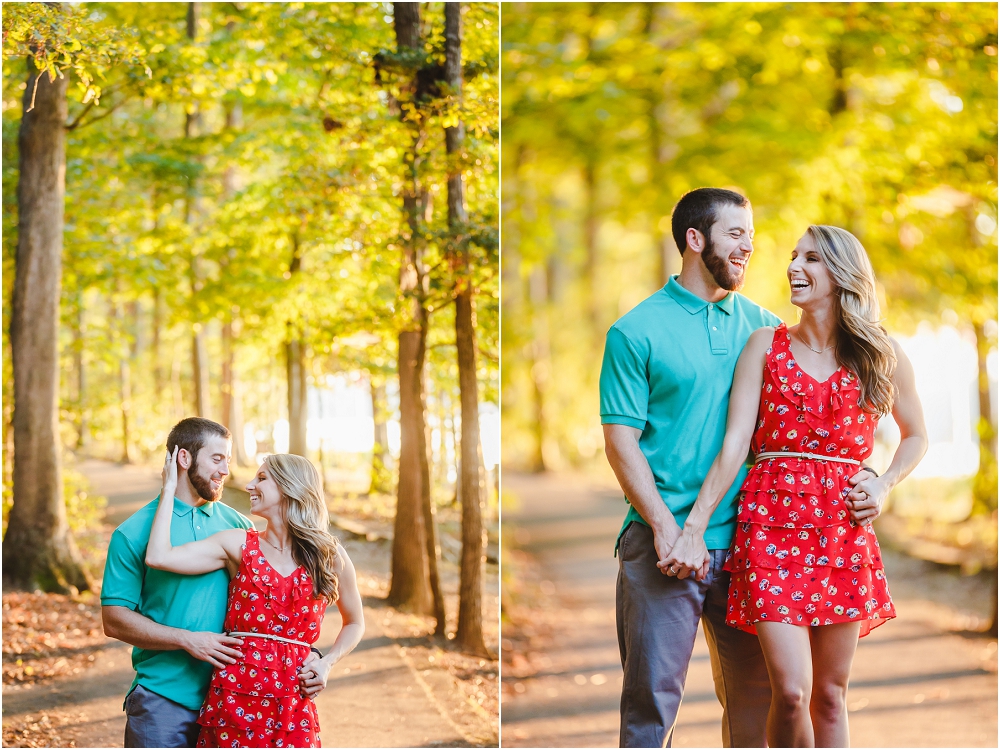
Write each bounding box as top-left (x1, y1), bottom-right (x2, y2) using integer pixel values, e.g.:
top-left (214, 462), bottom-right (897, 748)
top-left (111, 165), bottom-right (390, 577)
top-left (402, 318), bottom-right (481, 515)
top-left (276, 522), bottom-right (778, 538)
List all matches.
top-left (724, 324), bottom-right (895, 637)
top-left (196, 530), bottom-right (327, 748)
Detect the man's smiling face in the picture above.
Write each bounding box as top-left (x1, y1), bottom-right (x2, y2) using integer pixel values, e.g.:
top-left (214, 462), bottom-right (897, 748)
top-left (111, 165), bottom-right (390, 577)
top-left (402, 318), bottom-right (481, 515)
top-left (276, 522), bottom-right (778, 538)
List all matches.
top-left (187, 435), bottom-right (231, 502)
top-left (702, 203), bottom-right (755, 291)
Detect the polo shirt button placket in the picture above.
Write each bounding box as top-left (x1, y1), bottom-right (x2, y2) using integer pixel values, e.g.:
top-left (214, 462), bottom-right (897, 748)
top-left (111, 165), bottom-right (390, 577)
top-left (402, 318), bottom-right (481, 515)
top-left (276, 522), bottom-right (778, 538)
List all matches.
top-left (708, 304), bottom-right (727, 355)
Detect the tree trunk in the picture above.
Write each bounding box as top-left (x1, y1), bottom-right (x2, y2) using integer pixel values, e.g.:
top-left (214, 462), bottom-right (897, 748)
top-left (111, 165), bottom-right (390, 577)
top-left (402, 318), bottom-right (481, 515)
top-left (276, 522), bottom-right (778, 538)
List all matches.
top-left (389, 329), bottom-right (432, 614)
top-left (151, 283), bottom-right (164, 397)
top-left (286, 236), bottom-right (308, 457)
top-left (972, 322), bottom-right (998, 515)
top-left (644, 5), bottom-right (680, 288)
top-left (221, 319), bottom-right (249, 466)
top-left (388, 1), bottom-right (440, 621)
top-left (369, 378), bottom-right (393, 495)
top-left (3, 56), bottom-right (92, 594)
top-left (528, 265), bottom-right (550, 472)
top-left (185, 1), bottom-right (209, 419)
top-left (192, 325), bottom-right (209, 417)
top-left (171, 354), bottom-right (184, 420)
top-left (286, 336), bottom-right (308, 457)
top-left (419, 346), bottom-right (447, 635)
top-left (583, 157), bottom-right (601, 339)
top-left (112, 295), bottom-right (133, 464)
top-left (446, 2), bottom-right (489, 656)
top-left (73, 289), bottom-right (89, 451)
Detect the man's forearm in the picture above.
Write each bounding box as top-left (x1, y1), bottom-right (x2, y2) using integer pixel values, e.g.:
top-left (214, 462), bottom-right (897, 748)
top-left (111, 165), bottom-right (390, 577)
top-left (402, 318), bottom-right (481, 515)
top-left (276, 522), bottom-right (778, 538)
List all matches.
top-left (103, 605), bottom-right (191, 653)
top-left (604, 426), bottom-right (677, 534)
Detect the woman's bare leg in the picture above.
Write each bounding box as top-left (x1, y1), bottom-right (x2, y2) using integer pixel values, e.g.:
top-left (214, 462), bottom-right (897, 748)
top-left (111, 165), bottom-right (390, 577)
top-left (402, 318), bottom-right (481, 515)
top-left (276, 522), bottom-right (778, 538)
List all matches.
top-left (755, 621), bottom-right (815, 747)
top-left (809, 622), bottom-right (862, 747)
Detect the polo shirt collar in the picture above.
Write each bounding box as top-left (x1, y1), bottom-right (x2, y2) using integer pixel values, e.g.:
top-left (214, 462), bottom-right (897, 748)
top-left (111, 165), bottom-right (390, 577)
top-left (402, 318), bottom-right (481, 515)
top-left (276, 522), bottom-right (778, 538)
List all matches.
top-left (664, 275), bottom-right (735, 316)
top-left (171, 496), bottom-right (217, 517)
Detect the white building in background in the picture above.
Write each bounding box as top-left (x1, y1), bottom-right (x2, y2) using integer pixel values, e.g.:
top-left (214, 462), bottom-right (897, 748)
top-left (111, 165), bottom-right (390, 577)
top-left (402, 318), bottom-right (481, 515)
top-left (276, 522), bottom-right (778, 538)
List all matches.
top-left (874, 322), bottom-right (997, 479)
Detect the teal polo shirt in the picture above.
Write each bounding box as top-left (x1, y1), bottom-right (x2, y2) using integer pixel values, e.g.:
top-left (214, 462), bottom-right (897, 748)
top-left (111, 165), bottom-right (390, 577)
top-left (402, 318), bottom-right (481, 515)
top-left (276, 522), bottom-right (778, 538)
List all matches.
top-left (600, 275), bottom-right (781, 552)
top-left (101, 496), bottom-right (253, 711)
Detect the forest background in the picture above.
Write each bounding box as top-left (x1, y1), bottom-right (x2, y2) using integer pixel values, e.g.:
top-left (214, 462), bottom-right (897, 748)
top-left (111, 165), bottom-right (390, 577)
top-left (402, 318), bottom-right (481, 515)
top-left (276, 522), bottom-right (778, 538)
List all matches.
top-left (2, 0), bottom-right (500, 662)
top-left (501, 2), bottom-right (999, 597)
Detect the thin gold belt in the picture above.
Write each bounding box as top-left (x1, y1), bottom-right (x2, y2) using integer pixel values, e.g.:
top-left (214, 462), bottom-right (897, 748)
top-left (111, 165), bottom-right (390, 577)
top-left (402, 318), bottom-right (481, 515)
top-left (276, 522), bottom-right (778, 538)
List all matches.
top-left (754, 451), bottom-right (860, 466)
top-left (227, 631), bottom-right (312, 648)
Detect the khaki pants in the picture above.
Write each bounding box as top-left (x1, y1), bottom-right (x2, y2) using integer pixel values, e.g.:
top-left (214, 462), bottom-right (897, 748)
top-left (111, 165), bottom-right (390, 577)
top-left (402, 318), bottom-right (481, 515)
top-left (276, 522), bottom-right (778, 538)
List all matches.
top-left (617, 521), bottom-right (772, 748)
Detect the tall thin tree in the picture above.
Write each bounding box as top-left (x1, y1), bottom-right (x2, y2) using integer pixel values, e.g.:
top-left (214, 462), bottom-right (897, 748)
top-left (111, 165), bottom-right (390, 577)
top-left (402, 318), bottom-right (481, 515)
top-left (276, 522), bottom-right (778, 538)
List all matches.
top-left (387, 1), bottom-right (434, 616)
top-left (186, 1), bottom-right (210, 418)
top-left (286, 234), bottom-right (308, 456)
top-left (446, 2), bottom-right (490, 656)
top-left (3, 53), bottom-right (92, 593)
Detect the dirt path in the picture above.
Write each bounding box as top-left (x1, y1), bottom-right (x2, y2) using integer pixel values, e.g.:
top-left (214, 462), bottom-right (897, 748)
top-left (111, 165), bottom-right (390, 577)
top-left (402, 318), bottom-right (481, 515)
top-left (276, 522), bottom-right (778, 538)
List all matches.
top-left (3, 460), bottom-right (498, 748)
top-left (501, 471), bottom-right (998, 748)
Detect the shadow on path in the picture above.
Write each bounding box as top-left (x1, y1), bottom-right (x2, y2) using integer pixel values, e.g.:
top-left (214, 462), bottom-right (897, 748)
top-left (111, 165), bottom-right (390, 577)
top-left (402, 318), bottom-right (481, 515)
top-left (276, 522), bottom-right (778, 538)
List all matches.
top-left (501, 471), bottom-right (998, 748)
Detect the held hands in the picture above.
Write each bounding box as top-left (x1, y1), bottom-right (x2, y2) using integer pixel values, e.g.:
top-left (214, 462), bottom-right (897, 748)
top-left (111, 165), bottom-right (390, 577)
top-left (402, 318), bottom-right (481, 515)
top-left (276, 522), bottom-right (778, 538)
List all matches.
top-left (845, 468), bottom-right (887, 526)
top-left (657, 529), bottom-right (711, 581)
top-left (298, 651), bottom-right (332, 698)
top-left (161, 445), bottom-right (179, 497)
top-left (651, 518), bottom-right (682, 577)
top-left (182, 632), bottom-right (244, 669)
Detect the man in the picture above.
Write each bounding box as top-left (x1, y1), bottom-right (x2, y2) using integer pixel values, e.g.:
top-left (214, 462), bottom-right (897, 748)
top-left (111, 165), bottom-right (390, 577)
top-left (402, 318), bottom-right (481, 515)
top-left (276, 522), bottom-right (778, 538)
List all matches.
top-left (102, 417), bottom-right (253, 748)
top-left (601, 188), bottom-right (878, 747)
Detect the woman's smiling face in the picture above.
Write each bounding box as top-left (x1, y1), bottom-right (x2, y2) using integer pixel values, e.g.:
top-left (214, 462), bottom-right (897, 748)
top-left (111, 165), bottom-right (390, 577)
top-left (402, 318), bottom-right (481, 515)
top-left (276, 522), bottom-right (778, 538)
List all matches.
top-left (788, 232), bottom-right (835, 308)
top-left (246, 462), bottom-right (282, 517)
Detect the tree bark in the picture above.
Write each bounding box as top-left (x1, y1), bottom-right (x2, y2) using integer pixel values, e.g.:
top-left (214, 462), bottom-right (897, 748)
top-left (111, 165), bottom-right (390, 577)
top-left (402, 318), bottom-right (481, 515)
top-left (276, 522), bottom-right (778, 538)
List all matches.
top-left (112, 294), bottom-right (133, 464)
top-left (528, 265), bottom-right (550, 472)
top-left (151, 282), bottom-right (164, 396)
top-left (446, 2), bottom-right (489, 656)
top-left (286, 336), bottom-right (308, 457)
top-left (3, 56), bottom-right (92, 593)
top-left (388, 2), bottom-right (440, 621)
top-left (221, 319), bottom-right (249, 466)
top-left (185, 1), bottom-right (209, 419)
top-left (192, 324), bottom-right (209, 417)
top-left (972, 320), bottom-right (998, 517)
top-left (419, 359), bottom-right (447, 635)
top-left (389, 329), bottom-right (432, 614)
top-left (286, 236), bottom-right (308, 457)
top-left (643, 4), bottom-right (681, 288)
top-left (73, 289), bottom-right (89, 451)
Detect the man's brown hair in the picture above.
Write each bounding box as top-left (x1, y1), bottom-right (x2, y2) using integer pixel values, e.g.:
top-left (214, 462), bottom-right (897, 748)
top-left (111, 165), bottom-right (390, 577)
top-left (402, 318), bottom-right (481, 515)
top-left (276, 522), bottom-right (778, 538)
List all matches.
top-left (166, 417), bottom-right (231, 470)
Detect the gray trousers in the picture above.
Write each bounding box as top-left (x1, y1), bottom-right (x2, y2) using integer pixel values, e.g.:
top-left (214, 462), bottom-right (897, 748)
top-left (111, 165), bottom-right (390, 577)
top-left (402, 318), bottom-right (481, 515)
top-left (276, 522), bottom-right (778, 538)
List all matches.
top-left (617, 522), bottom-right (772, 748)
top-left (124, 684), bottom-right (201, 748)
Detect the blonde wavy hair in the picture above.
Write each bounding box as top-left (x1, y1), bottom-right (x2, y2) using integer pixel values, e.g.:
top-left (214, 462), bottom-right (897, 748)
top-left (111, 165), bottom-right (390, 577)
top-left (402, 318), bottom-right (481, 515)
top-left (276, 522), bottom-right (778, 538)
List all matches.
top-left (807, 225), bottom-right (897, 416)
top-left (265, 454), bottom-right (340, 602)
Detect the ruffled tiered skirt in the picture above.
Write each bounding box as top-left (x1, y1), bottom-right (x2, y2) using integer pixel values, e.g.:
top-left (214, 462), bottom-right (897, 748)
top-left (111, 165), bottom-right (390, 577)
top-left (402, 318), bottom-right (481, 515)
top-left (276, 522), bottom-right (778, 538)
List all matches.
top-left (723, 456), bottom-right (895, 637)
top-left (195, 638), bottom-right (321, 748)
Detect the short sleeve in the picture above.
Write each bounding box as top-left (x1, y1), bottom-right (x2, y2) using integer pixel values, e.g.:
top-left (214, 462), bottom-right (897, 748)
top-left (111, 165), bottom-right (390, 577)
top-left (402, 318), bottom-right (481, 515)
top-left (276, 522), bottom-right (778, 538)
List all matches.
top-left (600, 326), bottom-right (649, 429)
top-left (101, 529), bottom-right (143, 609)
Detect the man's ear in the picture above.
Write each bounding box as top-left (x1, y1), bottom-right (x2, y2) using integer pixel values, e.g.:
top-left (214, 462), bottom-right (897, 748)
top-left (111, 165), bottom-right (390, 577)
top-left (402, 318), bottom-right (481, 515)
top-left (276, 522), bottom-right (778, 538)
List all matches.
top-left (177, 448), bottom-right (192, 471)
top-left (686, 227), bottom-right (706, 255)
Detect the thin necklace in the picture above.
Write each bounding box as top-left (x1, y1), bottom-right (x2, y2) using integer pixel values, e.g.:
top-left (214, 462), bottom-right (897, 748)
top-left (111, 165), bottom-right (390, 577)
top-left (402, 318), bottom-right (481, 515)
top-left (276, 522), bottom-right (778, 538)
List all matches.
top-left (793, 331), bottom-right (835, 354)
top-left (262, 536), bottom-right (289, 553)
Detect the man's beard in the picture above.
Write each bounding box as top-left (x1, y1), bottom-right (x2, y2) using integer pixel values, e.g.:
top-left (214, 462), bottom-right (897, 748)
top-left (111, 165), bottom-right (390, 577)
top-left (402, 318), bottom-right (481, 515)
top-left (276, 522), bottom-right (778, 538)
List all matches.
top-left (189, 456), bottom-right (224, 502)
top-left (702, 235), bottom-right (745, 292)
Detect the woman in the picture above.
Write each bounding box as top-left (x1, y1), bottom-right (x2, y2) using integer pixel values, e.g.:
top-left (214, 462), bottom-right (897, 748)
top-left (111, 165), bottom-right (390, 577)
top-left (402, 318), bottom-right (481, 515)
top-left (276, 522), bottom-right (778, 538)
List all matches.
top-left (662, 225), bottom-right (926, 747)
top-left (146, 451), bottom-right (365, 748)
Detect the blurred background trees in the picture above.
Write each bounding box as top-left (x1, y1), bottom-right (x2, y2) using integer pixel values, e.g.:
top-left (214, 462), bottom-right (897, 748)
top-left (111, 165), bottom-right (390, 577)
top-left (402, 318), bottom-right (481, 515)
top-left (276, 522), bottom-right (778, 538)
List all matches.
top-left (502, 2), bottom-right (997, 622)
top-left (2, 2), bottom-right (498, 645)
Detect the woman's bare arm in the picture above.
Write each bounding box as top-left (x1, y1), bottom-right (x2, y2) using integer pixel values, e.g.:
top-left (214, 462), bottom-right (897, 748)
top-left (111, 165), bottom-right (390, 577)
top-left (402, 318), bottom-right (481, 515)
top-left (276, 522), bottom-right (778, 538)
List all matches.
top-left (145, 446), bottom-right (245, 574)
top-left (660, 327), bottom-right (771, 579)
top-left (298, 545), bottom-right (366, 697)
top-left (847, 340), bottom-right (928, 522)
